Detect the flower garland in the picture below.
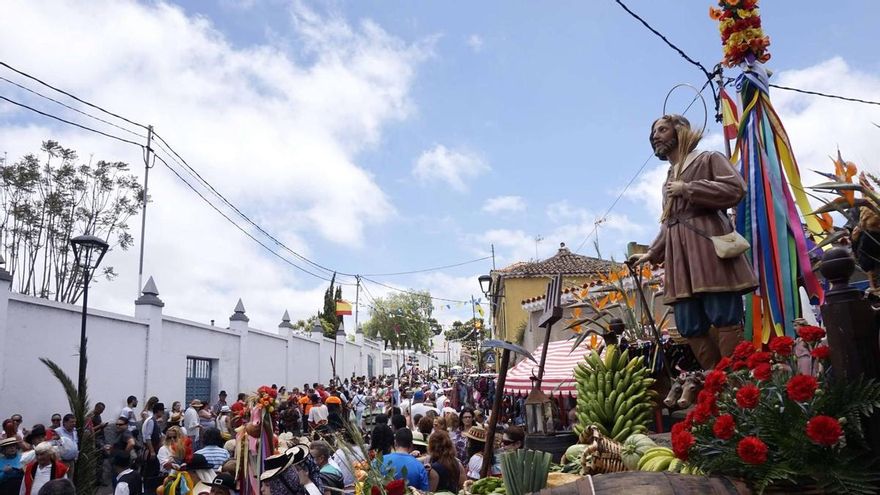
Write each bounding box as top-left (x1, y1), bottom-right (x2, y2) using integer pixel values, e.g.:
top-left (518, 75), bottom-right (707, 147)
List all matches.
top-left (670, 325), bottom-right (880, 492)
top-left (709, 0), bottom-right (770, 67)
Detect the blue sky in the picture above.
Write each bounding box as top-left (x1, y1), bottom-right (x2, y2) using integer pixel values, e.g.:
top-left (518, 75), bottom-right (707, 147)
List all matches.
top-left (1, 1), bottom-right (879, 330)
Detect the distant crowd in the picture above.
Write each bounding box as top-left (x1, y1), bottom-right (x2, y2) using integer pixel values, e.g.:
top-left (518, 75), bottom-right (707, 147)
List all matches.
top-left (0, 369), bottom-right (525, 495)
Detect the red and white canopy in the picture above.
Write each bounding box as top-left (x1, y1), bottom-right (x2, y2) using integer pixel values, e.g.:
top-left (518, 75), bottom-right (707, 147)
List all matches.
top-left (503, 339), bottom-right (599, 396)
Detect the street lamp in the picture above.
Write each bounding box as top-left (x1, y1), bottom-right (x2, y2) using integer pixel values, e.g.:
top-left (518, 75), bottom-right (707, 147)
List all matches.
top-left (478, 274), bottom-right (492, 298)
top-left (334, 318), bottom-right (345, 386)
top-left (70, 234), bottom-right (109, 400)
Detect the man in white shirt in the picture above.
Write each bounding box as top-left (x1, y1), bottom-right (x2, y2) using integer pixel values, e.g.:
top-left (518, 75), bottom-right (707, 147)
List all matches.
top-left (410, 391), bottom-right (436, 418)
top-left (112, 453), bottom-right (142, 495)
top-left (184, 400), bottom-right (203, 448)
top-left (54, 415), bottom-right (78, 469)
top-left (307, 395), bottom-right (329, 430)
top-left (119, 396), bottom-right (138, 433)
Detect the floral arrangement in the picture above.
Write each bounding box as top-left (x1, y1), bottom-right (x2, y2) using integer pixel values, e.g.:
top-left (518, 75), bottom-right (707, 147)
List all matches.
top-left (670, 325), bottom-right (880, 493)
top-left (710, 0), bottom-right (771, 67)
top-left (256, 385), bottom-right (279, 413)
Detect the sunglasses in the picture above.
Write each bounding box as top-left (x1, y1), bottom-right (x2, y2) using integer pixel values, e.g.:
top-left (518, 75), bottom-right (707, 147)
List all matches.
top-left (116, 423), bottom-right (127, 427)
top-left (12, 418), bottom-right (21, 423)
top-left (501, 439), bottom-right (514, 445)
top-left (166, 435), bottom-right (178, 440)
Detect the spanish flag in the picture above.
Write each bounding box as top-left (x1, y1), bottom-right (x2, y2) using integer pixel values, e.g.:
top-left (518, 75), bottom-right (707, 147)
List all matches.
top-left (335, 300), bottom-right (352, 316)
top-left (720, 86), bottom-right (740, 140)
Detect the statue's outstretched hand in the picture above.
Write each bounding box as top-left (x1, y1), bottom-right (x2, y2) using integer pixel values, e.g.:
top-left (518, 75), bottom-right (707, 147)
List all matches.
top-left (626, 254), bottom-right (649, 267)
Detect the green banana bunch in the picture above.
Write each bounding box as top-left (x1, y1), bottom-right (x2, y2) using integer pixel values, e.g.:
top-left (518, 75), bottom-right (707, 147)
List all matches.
top-left (636, 447), bottom-right (675, 472)
top-left (471, 477), bottom-right (504, 495)
top-left (573, 344), bottom-right (657, 442)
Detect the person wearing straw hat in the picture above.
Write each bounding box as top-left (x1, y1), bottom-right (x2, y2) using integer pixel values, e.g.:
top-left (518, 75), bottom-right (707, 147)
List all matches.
top-left (184, 400), bottom-right (204, 449)
top-left (463, 426), bottom-right (499, 479)
top-left (260, 445), bottom-right (324, 495)
top-left (0, 437), bottom-right (23, 494)
top-left (183, 454), bottom-right (218, 494)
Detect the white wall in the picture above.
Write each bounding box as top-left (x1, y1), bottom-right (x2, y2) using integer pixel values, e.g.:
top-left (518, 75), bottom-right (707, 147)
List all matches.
top-left (0, 277), bottom-right (428, 424)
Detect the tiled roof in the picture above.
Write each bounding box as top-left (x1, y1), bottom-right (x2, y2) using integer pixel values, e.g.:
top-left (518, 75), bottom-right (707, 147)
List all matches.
top-left (494, 243), bottom-right (615, 278)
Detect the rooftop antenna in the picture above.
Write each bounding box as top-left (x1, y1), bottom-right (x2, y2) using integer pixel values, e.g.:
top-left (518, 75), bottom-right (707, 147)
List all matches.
top-left (534, 235), bottom-right (544, 260)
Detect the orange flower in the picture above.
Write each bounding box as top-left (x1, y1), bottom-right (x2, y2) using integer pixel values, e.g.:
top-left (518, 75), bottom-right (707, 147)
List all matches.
top-left (709, 6), bottom-right (723, 20)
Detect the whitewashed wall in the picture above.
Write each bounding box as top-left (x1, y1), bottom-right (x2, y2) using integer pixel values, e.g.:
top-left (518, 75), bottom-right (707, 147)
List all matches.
top-left (0, 275), bottom-right (434, 423)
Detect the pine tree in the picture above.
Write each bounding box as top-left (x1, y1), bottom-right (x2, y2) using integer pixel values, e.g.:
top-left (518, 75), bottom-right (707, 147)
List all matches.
top-left (319, 274), bottom-right (338, 338)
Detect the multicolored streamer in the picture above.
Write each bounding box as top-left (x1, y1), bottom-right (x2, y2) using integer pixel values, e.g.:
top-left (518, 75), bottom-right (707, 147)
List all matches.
top-left (731, 60), bottom-right (824, 344)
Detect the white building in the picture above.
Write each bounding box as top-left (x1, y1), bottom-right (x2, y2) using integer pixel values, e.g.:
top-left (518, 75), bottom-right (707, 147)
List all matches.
top-left (0, 268), bottom-right (434, 423)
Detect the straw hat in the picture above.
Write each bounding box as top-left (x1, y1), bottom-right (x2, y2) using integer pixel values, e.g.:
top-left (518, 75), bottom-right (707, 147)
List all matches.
top-left (411, 431), bottom-right (428, 448)
top-left (190, 399), bottom-right (204, 408)
top-left (260, 444), bottom-right (309, 481)
top-left (464, 425), bottom-right (488, 443)
top-left (0, 437), bottom-right (18, 449)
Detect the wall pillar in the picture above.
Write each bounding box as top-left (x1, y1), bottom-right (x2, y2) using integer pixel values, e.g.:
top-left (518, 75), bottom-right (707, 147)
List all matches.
top-left (279, 310), bottom-right (294, 388)
top-left (135, 276), bottom-right (165, 401)
top-left (229, 299), bottom-right (249, 393)
top-left (0, 257), bottom-right (13, 392)
top-left (311, 320), bottom-right (324, 384)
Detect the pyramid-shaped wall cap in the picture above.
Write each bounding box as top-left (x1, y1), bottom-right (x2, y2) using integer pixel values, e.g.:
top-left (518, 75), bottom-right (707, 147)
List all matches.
top-left (356, 324), bottom-right (363, 334)
top-left (230, 298), bottom-right (249, 322)
top-left (135, 276), bottom-right (164, 307)
top-left (279, 309), bottom-right (294, 329)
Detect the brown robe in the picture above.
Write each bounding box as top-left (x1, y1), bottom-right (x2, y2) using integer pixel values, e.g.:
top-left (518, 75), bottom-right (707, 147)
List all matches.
top-left (645, 150), bottom-right (758, 305)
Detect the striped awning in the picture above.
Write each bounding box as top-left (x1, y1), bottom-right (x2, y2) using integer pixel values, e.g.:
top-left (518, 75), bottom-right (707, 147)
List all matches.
top-left (503, 339), bottom-right (600, 396)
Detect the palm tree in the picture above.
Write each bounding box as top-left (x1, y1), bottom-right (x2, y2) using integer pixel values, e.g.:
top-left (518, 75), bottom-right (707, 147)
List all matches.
top-left (41, 357), bottom-right (99, 495)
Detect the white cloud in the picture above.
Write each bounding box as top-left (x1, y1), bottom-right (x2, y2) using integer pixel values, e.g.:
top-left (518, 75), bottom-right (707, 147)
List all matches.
top-left (412, 144), bottom-right (489, 192)
top-left (0, 0), bottom-right (432, 330)
top-left (466, 34), bottom-right (484, 53)
top-left (482, 195), bottom-right (526, 214)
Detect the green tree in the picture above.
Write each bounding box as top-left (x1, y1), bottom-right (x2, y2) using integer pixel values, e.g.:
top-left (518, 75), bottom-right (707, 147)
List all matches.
top-left (362, 290), bottom-right (435, 352)
top-left (0, 140), bottom-right (142, 303)
top-left (319, 274), bottom-right (340, 338)
top-left (446, 318), bottom-right (485, 369)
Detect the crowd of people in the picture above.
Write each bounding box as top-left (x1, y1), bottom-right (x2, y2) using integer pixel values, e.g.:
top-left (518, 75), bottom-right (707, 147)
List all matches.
top-left (0, 370), bottom-right (524, 495)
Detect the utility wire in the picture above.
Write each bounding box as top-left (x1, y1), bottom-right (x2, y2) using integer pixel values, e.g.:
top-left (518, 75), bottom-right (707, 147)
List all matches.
top-left (769, 84), bottom-right (880, 107)
top-left (151, 130), bottom-right (357, 280)
top-left (154, 153), bottom-right (358, 285)
top-left (360, 256), bottom-right (492, 277)
top-left (361, 276), bottom-right (471, 304)
top-left (0, 94), bottom-right (144, 149)
top-left (0, 75), bottom-right (148, 139)
top-left (611, 0), bottom-right (714, 82)
top-left (574, 78), bottom-right (712, 254)
top-left (0, 60), bottom-right (149, 130)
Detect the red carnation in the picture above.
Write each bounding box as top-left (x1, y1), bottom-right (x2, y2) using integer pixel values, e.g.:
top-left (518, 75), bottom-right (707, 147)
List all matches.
top-left (746, 351), bottom-right (772, 369)
top-left (715, 357), bottom-right (733, 370)
top-left (797, 325), bottom-right (826, 343)
top-left (737, 436), bottom-right (768, 464)
top-left (733, 341), bottom-right (756, 360)
top-left (704, 370), bottom-right (728, 394)
top-left (806, 415), bottom-right (843, 446)
top-left (752, 363), bottom-right (772, 382)
top-left (811, 345), bottom-right (830, 360)
top-left (691, 401), bottom-right (714, 424)
top-left (713, 414), bottom-right (736, 440)
top-left (735, 384), bottom-right (760, 409)
top-left (769, 336), bottom-right (795, 357)
top-left (786, 374), bottom-right (818, 402)
top-left (671, 429), bottom-right (695, 460)
top-left (732, 360), bottom-right (749, 371)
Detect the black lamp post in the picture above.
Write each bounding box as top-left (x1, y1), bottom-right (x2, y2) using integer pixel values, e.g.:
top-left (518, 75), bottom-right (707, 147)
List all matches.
top-left (478, 274), bottom-right (492, 298)
top-left (70, 234), bottom-right (109, 400)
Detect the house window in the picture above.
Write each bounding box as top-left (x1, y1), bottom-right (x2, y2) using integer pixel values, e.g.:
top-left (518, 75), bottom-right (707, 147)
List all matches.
top-left (186, 357), bottom-right (212, 406)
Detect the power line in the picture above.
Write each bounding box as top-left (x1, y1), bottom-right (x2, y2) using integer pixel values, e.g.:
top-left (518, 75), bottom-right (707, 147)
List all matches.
top-left (0, 60), bottom-right (149, 130)
top-left (0, 94), bottom-right (144, 148)
top-left (154, 153), bottom-right (357, 285)
top-left (360, 256), bottom-right (492, 277)
top-left (0, 75), bottom-right (148, 139)
top-left (574, 78), bottom-right (712, 253)
top-left (361, 276), bottom-right (470, 304)
top-left (769, 84), bottom-right (880, 107)
top-left (611, 0), bottom-right (714, 82)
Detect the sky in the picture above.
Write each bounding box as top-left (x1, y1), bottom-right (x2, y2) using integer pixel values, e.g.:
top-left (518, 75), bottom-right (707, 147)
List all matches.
top-left (1, 0), bottom-right (879, 334)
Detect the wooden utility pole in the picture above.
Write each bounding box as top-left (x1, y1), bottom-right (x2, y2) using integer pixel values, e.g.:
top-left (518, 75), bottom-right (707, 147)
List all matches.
top-left (137, 125), bottom-right (154, 296)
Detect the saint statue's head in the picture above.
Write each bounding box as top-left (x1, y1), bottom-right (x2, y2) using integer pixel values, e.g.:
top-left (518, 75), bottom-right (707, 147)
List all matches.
top-left (650, 114), bottom-right (702, 163)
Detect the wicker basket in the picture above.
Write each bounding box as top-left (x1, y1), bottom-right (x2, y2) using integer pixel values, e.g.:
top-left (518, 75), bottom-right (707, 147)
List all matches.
top-left (579, 426), bottom-right (627, 475)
